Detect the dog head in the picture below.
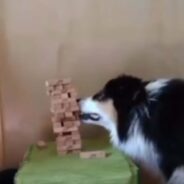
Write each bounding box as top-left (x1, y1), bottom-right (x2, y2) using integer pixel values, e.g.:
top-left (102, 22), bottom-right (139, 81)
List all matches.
top-left (80, 75), bottom-right (146, 133)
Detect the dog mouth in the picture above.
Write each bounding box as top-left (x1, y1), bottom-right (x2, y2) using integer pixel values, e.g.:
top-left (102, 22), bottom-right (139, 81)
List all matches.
top-left (80, 113), bottom-right (101, 121)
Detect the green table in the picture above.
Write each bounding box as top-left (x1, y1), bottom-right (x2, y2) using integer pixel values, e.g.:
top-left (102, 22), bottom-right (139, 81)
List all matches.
top-left (16, 139), bottom-right (139, 184)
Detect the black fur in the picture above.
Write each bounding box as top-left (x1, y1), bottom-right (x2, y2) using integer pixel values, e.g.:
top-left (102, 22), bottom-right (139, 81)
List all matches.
top-left (0, 168), bottom-right (18, 184)
top-left (94, 75), bottom-right (184, 180)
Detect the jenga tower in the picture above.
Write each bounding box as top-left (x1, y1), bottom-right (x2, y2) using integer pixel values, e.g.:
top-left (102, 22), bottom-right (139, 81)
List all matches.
top-left (45, 78), bottom-right (82, 155)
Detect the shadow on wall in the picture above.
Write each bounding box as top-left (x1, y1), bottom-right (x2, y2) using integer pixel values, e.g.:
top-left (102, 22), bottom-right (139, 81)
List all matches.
top-left (123, 44), bottom-right (184, 79)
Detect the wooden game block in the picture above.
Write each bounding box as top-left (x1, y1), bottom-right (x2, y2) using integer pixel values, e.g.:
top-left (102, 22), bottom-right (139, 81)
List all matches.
top-left (61, 93), bottom-right (69, 99)
top-left (73, 120), bottom-right (81, 126)
top-left (50, 100), bottom-right (62, 107)
top-left (55, 85), bottom-right (63, 91)
top-left (50, 90), bottom-right (62, 96)
top-left (58, 143), bottom-right (80, 151)
top-left (57, 140), bottom-right (81, 154)
top-left (57, 127), bottom-right (79, 135)
top-left (58, 131), bottom-right (80, 141)
top-left (37, 141), bottom-right (47, 149)
top-left (72, 142), bottom-right (82, 149)
top-left (53, 122), bottom-right (63, 134)
top-left (64, 112), bottom-right (75, 121)
top-left (57, 146), bottom-right (68, 154)
top-left (46, 79), bottom-right (64, 86)
top-left (57, 143), bottom-right (71, 151)
top-left (72, 149), bottom-right (81, 154)
top-left (62, 103), bottom-right (70, 111)
top-left (45, 79), bottom-right (59, 86)
top-left (64, 112), bottom-right (73, 118)
top-left (50, 95), bottom-right (62, 103)
top-left (57, 140), bottom-right (73, 149)
top-left (57, 149), bottom-right (80, 155)
top-left (71, 130), bottom-right (80, 137)
top-left (57, 135), bottom-right (72, 143)
top-left (73, 139), bottom-right (81, 146)
top-left (69, 91), bottom-right (78, 98)
top-left (46, 87), bottom-right (55, 95)
top-left (73, 111), bottom-right (80, 120)
top-left (50, 106), bottom-right (65, 114)
top-left (80, 151), bottom-right (107, 159)
top-left (63, 121), bottom-right (74, 128)
top-left (50, 98), bottom-right (63, 105)
top-left (62, 78), bottom-right (71, 85)
top-left (51, 113), bottom-right (65, 122)
top-left (70, 105), bottom-right (80, 112)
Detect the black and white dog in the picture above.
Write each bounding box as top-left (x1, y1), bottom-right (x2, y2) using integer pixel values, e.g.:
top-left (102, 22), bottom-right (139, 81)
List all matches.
top-left (80, 75), bottom-right (184, 184)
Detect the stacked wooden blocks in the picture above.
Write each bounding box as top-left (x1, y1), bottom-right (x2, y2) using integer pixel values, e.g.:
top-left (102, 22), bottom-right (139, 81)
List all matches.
top-left (45, 79), bottom-right (82, 155)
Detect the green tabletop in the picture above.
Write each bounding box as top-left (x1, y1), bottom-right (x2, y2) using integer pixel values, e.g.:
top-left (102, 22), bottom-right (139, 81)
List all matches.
top-left (16, 139), bottom-right (139, 184)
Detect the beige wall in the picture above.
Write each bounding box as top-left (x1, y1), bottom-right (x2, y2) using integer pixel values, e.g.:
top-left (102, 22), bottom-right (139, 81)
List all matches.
top-left (1, 0), bottom-right (184, 168)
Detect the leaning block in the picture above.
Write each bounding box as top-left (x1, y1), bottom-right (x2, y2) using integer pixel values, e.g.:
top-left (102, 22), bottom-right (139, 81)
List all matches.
top-left (80, 151), bottom-right (107, 159)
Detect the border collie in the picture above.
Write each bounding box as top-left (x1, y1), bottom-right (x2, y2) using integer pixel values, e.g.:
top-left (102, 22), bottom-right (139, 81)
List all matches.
top-left (80, 75), bottom-right (184, 184)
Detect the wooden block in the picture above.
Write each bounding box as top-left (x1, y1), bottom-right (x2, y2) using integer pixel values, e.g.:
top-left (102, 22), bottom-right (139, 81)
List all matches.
top-left (50, 95), bottom-right (62, 103)
top-left (55, 85), bottom-right (63, 91)
top-left (63, 121), bottom-right (74, 128)
top-left (57, 127), bottom-right (79, 135)
top-left (37, 141), bottom-right (47, 149)
top-left (80, 151), bottom-right (107, 159)
top-left (50, 90), bottom-right (62, 97)
top-left (59, 144), bottom-right (81, 151)
top-left (64, 112), bottom-right (73, 118)
top-left (73, 120), bottom-right (81, 126)
top-left (51, 98), bottom-right (63, 105)
top-left (61, 93), bottom-right (69, 99)
top-left (57, 148), bottom-right (67, 155)
top-left (46, 79), bottom-right (64, 86)
top-left (53, 126), bottom-right (63, 134)
top-left (57, 136), bottom-right (72, 144)
top-left (45, 80), bottom-right (57, 87)
top-left (69, 91), bottom-right (78, 98)
top-left (70, 105), bottom-right (80, 111)
top-left (53, 122), bottom-right (61, 128)
top-left (58, 131), bottom-right (80, 140)
top-left (72, 149), bottom-right (81, 154)
top-left (51, 113), bottom-right (64, 122)
top-left (73, 112), bottom-right (80, 120)
top-left (57, 149), bottom-right (80, 155)
top-left (72, 142), bottom-right (82, 149)
top-left (50, 106), bottom-right (65, 114)
top-left (73, 139), bottom-right (81, 146)
top-left (64, 112), bottom-right (75, 121)
top-left (62, 78), bottom-right (71, 85)
top-left (71, 131), bottom-right (80, 137)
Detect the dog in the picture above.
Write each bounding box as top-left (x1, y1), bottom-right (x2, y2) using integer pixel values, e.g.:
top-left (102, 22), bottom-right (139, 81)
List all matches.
top-left (80, 74), bottom-right (184, 184)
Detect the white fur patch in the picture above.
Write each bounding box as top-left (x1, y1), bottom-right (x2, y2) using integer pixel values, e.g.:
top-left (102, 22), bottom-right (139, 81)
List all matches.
top-left (119, 115), bottom-right (160, 171)
top-left (80, 97), bottom-right (117, 131)
top-left (146, 79), bottom-right (169, 97)
top-left (168, 167), bottom-right (184, 184)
